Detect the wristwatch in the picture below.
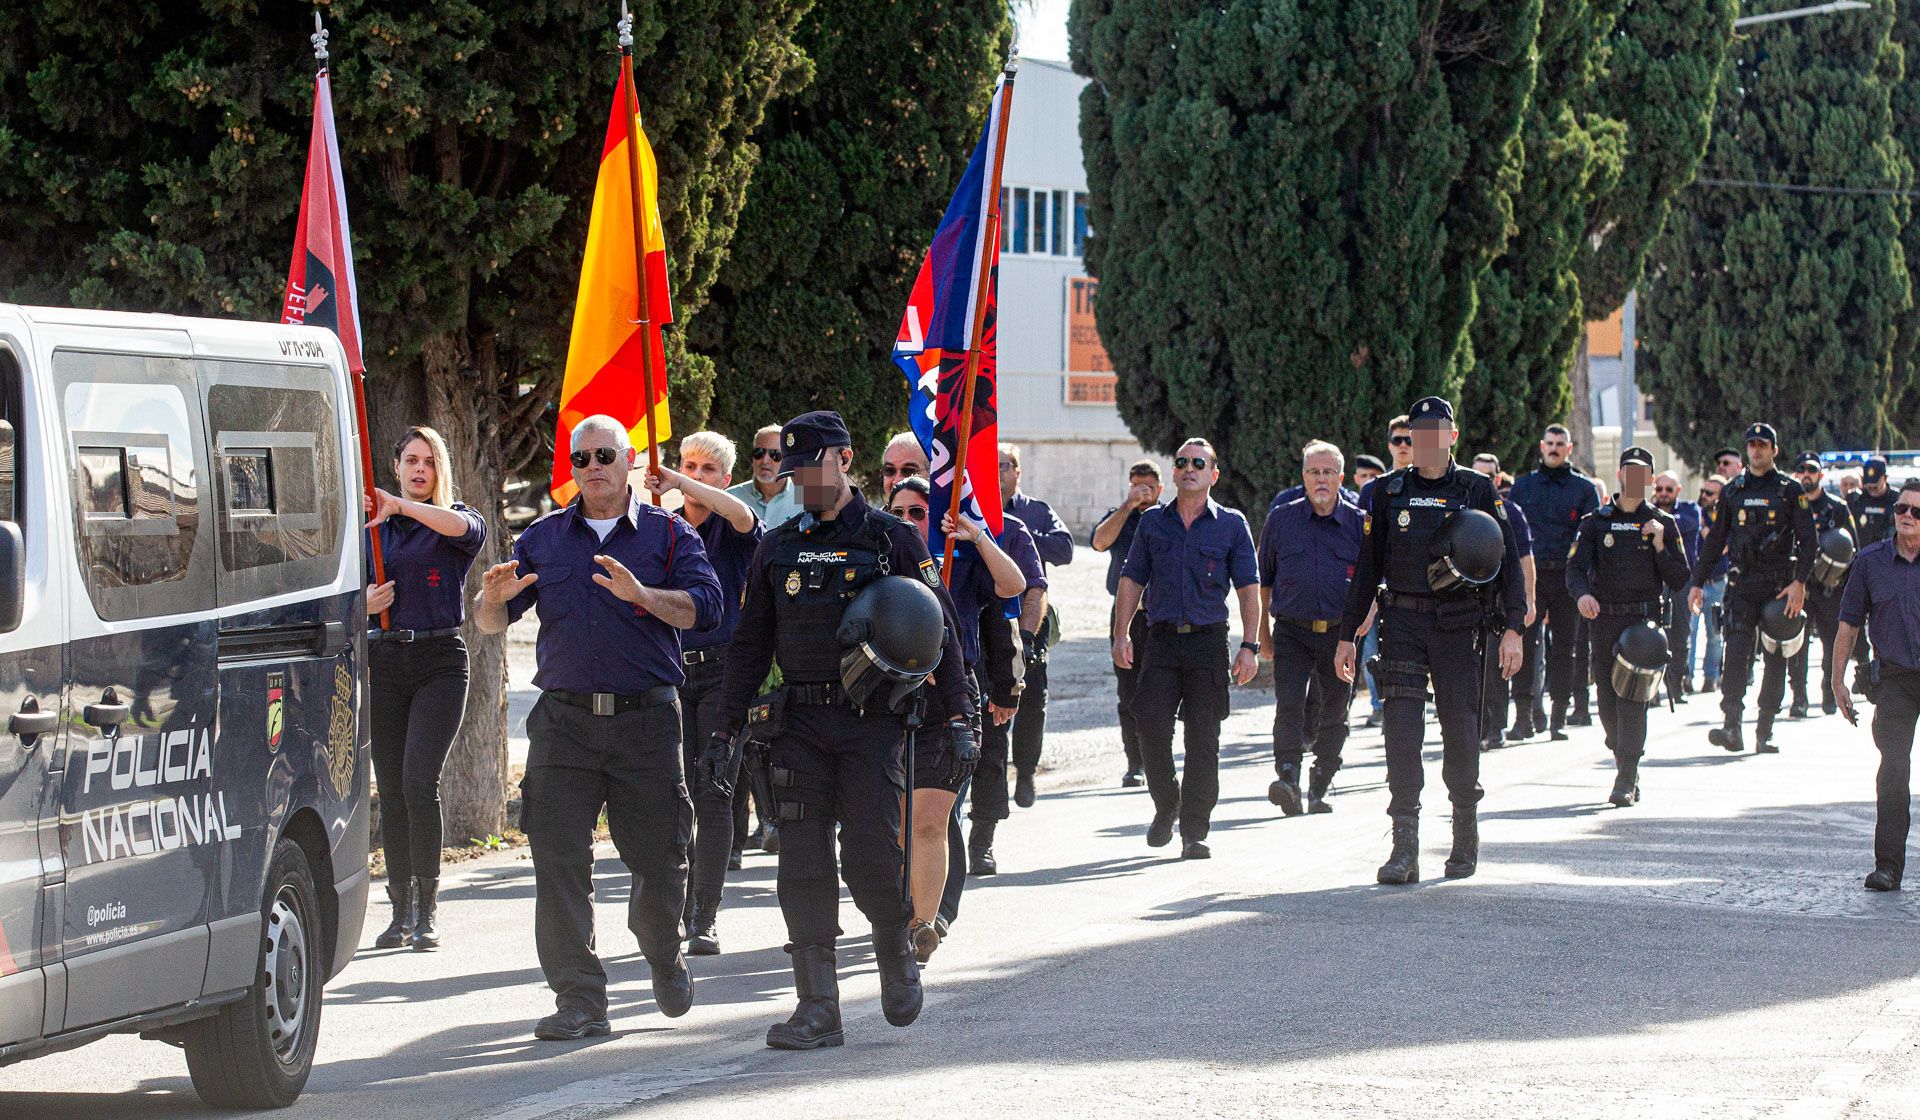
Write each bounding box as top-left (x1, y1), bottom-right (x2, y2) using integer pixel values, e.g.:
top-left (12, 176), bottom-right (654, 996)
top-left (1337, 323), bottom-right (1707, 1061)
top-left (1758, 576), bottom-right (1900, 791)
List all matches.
top-left (1239, 641), bottom-right (1260, 653)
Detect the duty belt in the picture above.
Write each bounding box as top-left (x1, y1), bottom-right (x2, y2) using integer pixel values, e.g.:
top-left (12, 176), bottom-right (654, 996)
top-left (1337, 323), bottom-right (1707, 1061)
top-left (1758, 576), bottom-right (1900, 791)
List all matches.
top-left (1275, 615), bottom-right (1338, 634)
top-left (786, 680), bottom-right (851, 706)
top-left (547, 685), bottom-right (678, 716)
top-left (1597, 599), bottom-right (1661, 617)
top-left (682, 647), bottom-right (725, 666)
top-left (368, 626), bottom-right (462, 643)
top-left (1378, 590), bottom-right (1450, 612)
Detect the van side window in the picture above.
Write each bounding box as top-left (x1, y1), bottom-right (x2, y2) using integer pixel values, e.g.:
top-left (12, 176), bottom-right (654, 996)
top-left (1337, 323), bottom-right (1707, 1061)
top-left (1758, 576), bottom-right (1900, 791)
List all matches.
top-left (0, 344), bottom-right (27, 529)
top-left (53, 351), bottom-right (214, 620)
top-left (200, 361), bottom-right (344, 605)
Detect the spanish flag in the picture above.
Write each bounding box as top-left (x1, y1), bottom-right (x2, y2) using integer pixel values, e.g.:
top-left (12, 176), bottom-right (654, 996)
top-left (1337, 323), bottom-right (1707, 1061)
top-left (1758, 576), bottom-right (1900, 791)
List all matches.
top-left (551, 63), bottom-right (673, 504)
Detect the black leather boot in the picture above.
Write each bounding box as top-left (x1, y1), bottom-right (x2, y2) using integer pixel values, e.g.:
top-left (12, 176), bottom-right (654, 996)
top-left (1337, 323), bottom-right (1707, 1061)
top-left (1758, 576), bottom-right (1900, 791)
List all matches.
top-left (1789, 694), bottom-right (1809, 720)
top-left (872, 924), bottom-right (924, 1027)
top-left (409, 878), bottom-right (440, 950)
top-left (375, 879), bottom-right (413, 949)
top-left (1755, 713), bottom-right (1779, 753)
top-left (1570, 693), bottom-right (1593, 727)
top-left (1444, 807), bottom-right (1478, 879)
top-left (1306, 765), bottom-right (1334, 814)
top-left (1708, 717), bottom-right (1744, 753)
top-left (1268, 762), bottom-right (1304, 816)
top-left (766, 946), bottom-right (843, 1050)
top-left (968, 820), bottom-right (997, 875)
top-left (1377, 815), bottom-right (1419, 884)
top-left (687, 899), bottom-right (720, 956)
top-left (1549, 699), bottom-right (1569, 741)
top-left (1507, 708), bottom-right (1535, 742)
top-left (1608, 755), bottom-right (1640, 807)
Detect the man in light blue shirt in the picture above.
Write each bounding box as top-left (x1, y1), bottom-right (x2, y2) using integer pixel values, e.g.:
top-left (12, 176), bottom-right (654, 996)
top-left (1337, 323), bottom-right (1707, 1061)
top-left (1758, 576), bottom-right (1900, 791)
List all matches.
top-left (725, 423), bottom-right (801, 530)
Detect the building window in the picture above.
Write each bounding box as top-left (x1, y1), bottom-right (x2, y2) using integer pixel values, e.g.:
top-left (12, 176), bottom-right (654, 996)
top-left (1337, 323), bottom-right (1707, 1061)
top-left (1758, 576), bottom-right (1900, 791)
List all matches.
top-left (1011, 188), bottom-right (1030, 254)
top-left (1073, 192), bottom-right (1090, 257)
top-left (999, 184), bottom-right (1087, 258)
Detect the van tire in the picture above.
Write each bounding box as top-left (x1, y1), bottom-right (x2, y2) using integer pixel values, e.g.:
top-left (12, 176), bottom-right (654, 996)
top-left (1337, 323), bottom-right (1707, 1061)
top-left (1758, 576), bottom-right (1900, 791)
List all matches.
top-left (183, 837), bottom-right (324, 1109)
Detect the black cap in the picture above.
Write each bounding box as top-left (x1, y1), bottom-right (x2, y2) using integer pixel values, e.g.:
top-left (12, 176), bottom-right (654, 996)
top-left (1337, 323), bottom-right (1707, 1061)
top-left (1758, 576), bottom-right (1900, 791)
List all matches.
top-left (1712, 447), bottom-right (1741, 463)
top-left (1744, 422), bottom-right (1778, 446)
top-left (1409, 396), bottom-right (1455, 426)
top-left (1619, 446), bottom-right (1655, 469)
top-left (1864, 456), bottom-right (1889, 482)
top-left (1354, 453), bottom-right (1386, 475)
top-left (775, 410), bottom-right (852, 477)
top-left (1793, 450), bottom-right (1821, 471)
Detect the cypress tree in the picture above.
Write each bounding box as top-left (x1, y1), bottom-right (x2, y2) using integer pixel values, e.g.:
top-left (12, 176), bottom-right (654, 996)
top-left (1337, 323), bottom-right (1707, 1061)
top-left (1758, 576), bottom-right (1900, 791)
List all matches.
top-left (695, 1), bottom-right (1010, 462)
top-left (1889, 1), bottom-right (1919, 444)
top-left (1072, 0), bottom-right (1541, 512)
top-left (1639, 1), bottom-right (1911, 469)
top-left (0, 0), bottom-right (811, 839)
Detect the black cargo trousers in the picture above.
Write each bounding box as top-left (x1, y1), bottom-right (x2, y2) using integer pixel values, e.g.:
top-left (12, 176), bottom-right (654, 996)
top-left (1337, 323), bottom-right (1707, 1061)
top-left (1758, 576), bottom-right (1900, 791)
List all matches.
top-left (767, 697), bottom-right (912, 952)
top-left (1720, 572), bottom-right (1792, 724)
top-left (520, 690), bottom-right (690, 1019)
top-left (1588, 609), bottom-right (1658, 762)
top-left (677, 655), bottom-right (742, 915)
top-left (1373, 602), bottom-right (1485, 817)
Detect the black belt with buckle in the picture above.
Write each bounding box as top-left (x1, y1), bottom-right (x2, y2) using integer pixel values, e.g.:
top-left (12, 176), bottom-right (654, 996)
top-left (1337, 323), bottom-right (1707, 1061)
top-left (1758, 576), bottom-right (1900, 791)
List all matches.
top-left (1276, 615), bottom-right (1337, 634)
top-left (785, 680), bottom-right (849, 706)
top-left (368, 626), bottom-right (462, 643)
top-left (1380, 590), bottom-right (1441, 612)
top-left (547, 686), bottom-right (678, 716)
top-left (1598, 599), bottom-right (1661, 617)
top-left (1148, 621), bottom-right (1225, 636)
top-left (682, 647), bottom-right (725, 667)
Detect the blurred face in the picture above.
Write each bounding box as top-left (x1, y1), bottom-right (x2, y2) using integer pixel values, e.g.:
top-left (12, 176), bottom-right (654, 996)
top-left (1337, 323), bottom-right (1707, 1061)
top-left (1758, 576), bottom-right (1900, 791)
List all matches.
top-left (750, 432), bottom-right (783, 486)
top-left (1302, 452), bottom-right (1342, 508)
top-left (1172, 442), bottom-right (1219, 497)
top-left (797, 447), bottom-right (853, 513)
top-left (1411, 422), bottom-right (1455, 472)
top-left (1716, 452), bottom-right (1742, 478)
top-left (887, 489), bottom-right (932, 543)
top-left (394, 438), bottom-right (438, 503)
top-left (999, 452), bottom-right (1021, 498)
top-left (1794, 463), bottom-right (1823, 494)
top-left (1617, 463), bottom-right (1651, 503)
top-left (569, 428), bottom-right (633, 504)
top-left (882, 442), bottom-right (928, 488)
top-left (1354, 465), bottom-right (1382, 489)
top-left (1746, 439), bottom-right (1776, 474)
top-left (1699, 478), bottom-right (1722, 509)
top-left (1540, 429), bottom-right (1571, 468)
top-left (1652, 475), bottom-right (1681, 508)
top-left (1387, 427), bottom-right (1414, 468)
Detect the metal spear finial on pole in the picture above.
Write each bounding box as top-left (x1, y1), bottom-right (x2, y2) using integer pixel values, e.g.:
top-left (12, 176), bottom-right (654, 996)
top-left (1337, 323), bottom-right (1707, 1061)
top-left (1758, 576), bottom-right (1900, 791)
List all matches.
top-left (618, 0), bottom-right (634, 50)
top-left (1007, 17), bottom-right (1021, 71)
top-left (311, 10), bottom-right (329, 64)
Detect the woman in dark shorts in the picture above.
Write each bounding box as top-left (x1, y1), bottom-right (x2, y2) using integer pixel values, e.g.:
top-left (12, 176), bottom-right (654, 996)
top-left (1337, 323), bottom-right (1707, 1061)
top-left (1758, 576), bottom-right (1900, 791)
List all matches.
top-left (885, 478), bottom-right (1026, 962)
top-left (365, 426), bottom-right (486, 950)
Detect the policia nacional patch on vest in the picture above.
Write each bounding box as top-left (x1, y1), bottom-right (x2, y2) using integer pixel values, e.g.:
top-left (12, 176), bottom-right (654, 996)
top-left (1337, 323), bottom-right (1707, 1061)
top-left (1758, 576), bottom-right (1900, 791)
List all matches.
top-left (920, 557), bottom-right (939, 586)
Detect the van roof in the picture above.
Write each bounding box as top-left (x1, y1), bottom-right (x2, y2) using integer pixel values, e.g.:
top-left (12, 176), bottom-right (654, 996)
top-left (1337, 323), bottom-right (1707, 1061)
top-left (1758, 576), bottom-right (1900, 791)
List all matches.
top-left (3, 304), bottom-right (348, 369)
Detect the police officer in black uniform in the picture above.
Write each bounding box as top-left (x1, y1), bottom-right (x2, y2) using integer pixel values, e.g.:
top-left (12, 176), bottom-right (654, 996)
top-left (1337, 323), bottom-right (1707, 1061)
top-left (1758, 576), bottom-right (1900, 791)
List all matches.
top-left (1568, 447), bottom-right (1690, 805)
top-left (1336, 397), bottom-right (1525, 884)
top-left (1687, 423), bottom-right (1818, 754)
top-left (1787, 451), bottom-right (1856, 717)
top-left (1847, 457), bottom-right (1896, 675)
top-left (710, 411), bottom-right (974, 1051)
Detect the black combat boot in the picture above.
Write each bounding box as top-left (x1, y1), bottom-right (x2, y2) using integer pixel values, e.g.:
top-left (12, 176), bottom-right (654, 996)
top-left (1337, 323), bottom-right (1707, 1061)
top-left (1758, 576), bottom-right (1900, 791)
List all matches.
top-left (1570, 693), bottom-right (1593, 727)
top-left (1608, 755), bottom-right (1640, 807)
top-left (1708, 717), bottom-right (1744, 753)
top-left (409, 878), bottom-right (440, 950)
top-left (1444, 807), bottom-right (1478, 879)
top-left (1755, 713), bottom-right (1779, 754)
top-left (375, 879), bottom-right (413, 949)
top-left (1377, 815), bottom-right (1420, 884)
top-left (968, 820), bottom-right (997, 875)
top-left (1306, 765), bottom-right (1335, 814)
top-left (1507, 708), bottom-right (1535, 742)
top-left (651, 951), bottom-right (694, 1017)
top-left (1268, 762), bottom-right (1304, 816)
top-left (1789, 693), bottom-right (1809, 720)
top-left (687, 899), bottom-right (720, 956)
top-left (767, 947), bottom-right (842, 1050)
top-left (1549, 699), bottom-right (1569, 741)
top-left (872, 924), bottom-right (924, 1027)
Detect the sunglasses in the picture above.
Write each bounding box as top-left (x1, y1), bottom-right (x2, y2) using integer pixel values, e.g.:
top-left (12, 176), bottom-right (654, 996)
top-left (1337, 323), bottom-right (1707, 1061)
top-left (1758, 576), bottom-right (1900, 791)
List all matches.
top-left (1389, 435), bottom-right (1413, 447)
top-left (750, 447), bottom-right (782, 462)
top-left (569, 447), bottom-right (624, 469)
top-left (882, 464), bottom-right (921, 478)
top-left (1174, 456), bottom-right (1210, 469)
top-left (1895, 503), bottom-right (1920, 519)
top-left (888, 505), bottom-right (929, 522)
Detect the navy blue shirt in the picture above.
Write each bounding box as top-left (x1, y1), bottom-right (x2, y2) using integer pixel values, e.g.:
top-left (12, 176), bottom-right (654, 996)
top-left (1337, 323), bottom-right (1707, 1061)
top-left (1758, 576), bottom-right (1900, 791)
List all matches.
top-left (1504, 496), bottom-right (1533, 557)
top-left (1269, 484), bottom-right (1359, 512)
top-left (1006, 491), bottom-right (1074, 567)
top-left (1657, 499), bottom-right (1702, 572)
top-left (1120, 498), bottom-right (1258, 628)
top-left (1093, 505), bottom-right (1149, 596)
top-left (374, 502), bottom-right (487, 631)
top-left (1840, 539), bottom-right (1920, 669)
top-left (505, 494), bottom-right (724, 693)
top-left (1509, 463), bottom-right (1601, 564)
top-left (683, 510), bottom-right (764, 652)
top-left (1259, 495), bottom-right (1364, 622)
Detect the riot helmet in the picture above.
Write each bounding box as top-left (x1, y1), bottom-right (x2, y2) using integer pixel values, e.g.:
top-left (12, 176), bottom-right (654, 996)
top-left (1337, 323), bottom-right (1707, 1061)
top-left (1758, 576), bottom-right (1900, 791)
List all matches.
top-left (1610, 621), bottom-right (1670, 704)
top-left (837, 575), bottom-right (946, 714)
top-left (1427, 508), bottom-right (1504, 592)
top-left (1758, 598), bottom-right (1808, 659)
top-left (1810, 527), bottom-right (1855, 592)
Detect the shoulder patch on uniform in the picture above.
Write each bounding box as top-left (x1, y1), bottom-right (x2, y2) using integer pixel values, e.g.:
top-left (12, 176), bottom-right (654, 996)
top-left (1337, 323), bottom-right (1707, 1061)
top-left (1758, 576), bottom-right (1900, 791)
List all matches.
top-left (1568, 541), bottom-right (1579, 559)
top-left (1493, 496), bottom-right (1508, 521)
top-left (919, 557), bottom-right (940, 586)
top-left (1363, 513), bottom-right (1373, 535)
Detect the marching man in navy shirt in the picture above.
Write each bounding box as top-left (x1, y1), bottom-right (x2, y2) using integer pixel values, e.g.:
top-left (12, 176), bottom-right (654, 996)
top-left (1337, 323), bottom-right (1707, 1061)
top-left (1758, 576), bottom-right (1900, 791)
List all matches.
top-left (474, 414), bottom-right (723, 1043)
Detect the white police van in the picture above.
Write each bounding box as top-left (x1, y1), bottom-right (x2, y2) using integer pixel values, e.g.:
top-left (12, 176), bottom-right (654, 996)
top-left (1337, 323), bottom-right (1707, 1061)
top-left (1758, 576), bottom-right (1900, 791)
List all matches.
top-left (0, 305), bottom-right (370, 1107)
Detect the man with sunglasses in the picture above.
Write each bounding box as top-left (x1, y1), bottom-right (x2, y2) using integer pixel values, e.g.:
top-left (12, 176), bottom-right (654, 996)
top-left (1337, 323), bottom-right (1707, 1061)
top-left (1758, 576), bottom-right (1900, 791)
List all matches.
top-left (1847, 458), bottom-right (1898, 680)
top-left (1114, 438), bottom-right (1261, 859)
top-left (1786, 452), bottom-right (1856, 718)
top-left (1832, 479), bottom-right (1920, 890)
top-left (1687, 423), bottom-right (1818, 754)
top-left (1651, 470), bottom-right (1701, 702)
top-left (882, 431), bottom-right (930, 489)
top-left (998, 443), bottom-right (1073, 812)
top-left (726, 423), bottom-right (801, 531)
top-left (713, 410), bottom-right (973, 1049)
top-left (475, 415), bottom-right (725, 1042)
top-left (1509, 423), bottom-right (1602, 740)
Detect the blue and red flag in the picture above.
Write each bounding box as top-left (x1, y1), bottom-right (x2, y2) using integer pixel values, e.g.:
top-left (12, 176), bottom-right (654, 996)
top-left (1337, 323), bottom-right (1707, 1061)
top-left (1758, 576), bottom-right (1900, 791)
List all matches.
top-left (281, 60), bottom-right (363, 373)
top-left (893, 73), bottom-right (1013, 548)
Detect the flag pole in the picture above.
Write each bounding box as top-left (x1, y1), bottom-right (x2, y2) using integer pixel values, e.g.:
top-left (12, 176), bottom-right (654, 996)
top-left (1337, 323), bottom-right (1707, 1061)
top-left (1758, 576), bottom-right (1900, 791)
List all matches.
top-left (941, 35), bottom-right (1019, 581)
top-left (312, 12), bottom-right (391, 629)
top-left (618, 3), bottom-right (663, 506)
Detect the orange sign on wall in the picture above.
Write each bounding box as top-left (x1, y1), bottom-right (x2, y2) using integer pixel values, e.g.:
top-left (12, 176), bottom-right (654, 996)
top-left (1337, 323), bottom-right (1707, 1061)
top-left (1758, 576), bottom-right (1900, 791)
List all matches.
top-left (1588, 306), bottom-right (1624, 359)
top-left (1066, 275), bottom-right (1110, 373)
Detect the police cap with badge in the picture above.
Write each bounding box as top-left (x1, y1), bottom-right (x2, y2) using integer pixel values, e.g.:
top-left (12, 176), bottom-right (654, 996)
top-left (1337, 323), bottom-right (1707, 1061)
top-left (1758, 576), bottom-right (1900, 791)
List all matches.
top-left (776, 410), bottom-right (853, 478)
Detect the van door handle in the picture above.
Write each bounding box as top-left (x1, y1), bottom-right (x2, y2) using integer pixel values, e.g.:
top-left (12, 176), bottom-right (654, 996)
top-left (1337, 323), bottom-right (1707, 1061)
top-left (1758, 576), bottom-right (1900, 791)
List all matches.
top-left (83, 687), bottom-right (129, 731)
top-left (10, 697), bottom-right (57, 740)
top-left (313, 620), bottom-right (349, 657)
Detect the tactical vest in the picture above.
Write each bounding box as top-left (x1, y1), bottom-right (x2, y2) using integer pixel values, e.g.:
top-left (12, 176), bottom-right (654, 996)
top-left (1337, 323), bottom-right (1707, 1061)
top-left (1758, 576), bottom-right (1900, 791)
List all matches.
top-left (1589, 504), bottom-right (1665, 602)
top-left (1727, 471), bottom-right (1799, 574)
top-left (1383, 468), bottom-right (1475, 595)
top-left (767, 512), bottom-right (894, 681)
top-left (1852, 492), bottom-right (1894, 546)
top-left (1809, 492), bottom-right (1849, 536)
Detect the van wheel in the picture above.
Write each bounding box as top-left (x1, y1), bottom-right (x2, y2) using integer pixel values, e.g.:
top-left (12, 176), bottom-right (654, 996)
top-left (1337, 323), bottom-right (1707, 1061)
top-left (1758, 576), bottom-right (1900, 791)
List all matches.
top-left (184, 837), bottom-right (324, 1108)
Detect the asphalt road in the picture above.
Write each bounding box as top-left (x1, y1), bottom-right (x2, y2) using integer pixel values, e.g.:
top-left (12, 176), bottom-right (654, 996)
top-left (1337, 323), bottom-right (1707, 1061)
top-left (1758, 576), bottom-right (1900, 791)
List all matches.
top-left (7, 550), bottom-right (1918, 1118)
